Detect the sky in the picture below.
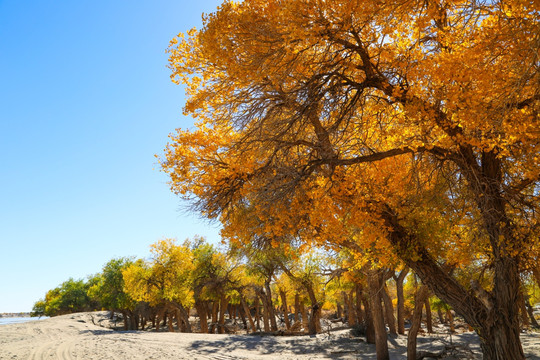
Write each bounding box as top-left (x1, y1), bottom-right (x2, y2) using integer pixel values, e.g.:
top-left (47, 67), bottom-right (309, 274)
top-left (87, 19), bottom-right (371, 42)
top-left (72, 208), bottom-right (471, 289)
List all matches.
top-left (0, 0), bottom-right (224, 313)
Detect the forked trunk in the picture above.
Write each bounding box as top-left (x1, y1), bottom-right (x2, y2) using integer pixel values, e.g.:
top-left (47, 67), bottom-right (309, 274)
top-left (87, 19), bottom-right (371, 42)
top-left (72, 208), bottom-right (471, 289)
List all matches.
top-left (393, 267), bottom-right (408, 335)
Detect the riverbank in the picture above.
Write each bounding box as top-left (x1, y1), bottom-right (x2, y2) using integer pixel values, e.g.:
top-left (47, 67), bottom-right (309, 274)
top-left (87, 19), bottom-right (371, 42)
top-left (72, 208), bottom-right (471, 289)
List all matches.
top-left (0, 311), bottom-right (538, 359)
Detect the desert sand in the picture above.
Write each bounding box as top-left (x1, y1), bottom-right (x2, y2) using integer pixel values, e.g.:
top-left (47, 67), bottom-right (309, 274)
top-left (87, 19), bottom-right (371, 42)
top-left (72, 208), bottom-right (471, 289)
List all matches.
top-left (0, 311), bottom-right (538, 359)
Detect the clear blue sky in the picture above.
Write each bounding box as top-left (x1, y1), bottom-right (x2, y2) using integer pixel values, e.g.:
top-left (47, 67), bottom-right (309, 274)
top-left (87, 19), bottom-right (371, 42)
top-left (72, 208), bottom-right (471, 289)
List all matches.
top-left (0, 0), bottom-right (223, 313)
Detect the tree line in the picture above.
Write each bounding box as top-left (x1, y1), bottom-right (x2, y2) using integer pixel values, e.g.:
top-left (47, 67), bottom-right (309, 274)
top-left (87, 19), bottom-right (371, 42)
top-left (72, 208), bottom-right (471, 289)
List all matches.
top-left (32, 236), bottom-right (539, 358)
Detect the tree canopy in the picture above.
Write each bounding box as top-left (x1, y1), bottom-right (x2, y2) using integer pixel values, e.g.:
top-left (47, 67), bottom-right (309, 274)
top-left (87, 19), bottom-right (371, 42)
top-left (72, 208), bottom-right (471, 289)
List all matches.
top-left (161, 1), bottom-right (539, 358)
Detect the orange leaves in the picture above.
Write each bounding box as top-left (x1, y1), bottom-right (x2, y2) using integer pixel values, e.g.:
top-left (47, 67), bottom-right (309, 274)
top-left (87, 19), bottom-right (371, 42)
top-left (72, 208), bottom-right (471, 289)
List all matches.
top-left (162, 0), bottom-right (540, 281)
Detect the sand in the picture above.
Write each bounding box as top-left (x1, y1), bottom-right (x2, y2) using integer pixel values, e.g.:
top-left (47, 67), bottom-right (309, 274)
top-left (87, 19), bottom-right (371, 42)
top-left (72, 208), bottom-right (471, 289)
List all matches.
top-left (0, 312), bottom-right (538, 359)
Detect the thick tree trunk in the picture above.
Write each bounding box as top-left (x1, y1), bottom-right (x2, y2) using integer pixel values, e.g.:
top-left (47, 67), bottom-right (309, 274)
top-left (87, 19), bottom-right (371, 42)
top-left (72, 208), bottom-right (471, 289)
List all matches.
top-left (306, 285), bottom-right (321, 334)
top-left (363, 296), bottom-right (376, 344)
top-left (336, 302), bottom-right (342, 320)
top-left (407, 285), bottom-right (428, 360)
top-left (380, 202), bottom-right (525, 360)
top-left (195, 301), bottom-right (208, 333)
top-left (368, 269), bottom-right (389, 360)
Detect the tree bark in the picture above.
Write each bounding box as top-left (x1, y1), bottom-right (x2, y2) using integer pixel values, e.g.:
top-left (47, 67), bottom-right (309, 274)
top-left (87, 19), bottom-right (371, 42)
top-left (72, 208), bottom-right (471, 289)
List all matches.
top-left (363, 295), bottom-right (376, 344)
top-left (368, 269), bottom-right (389, 360)
top-left (346, 290), bottom-right (356, 325)
top-left (524, 294), bottom-right (540, 328)
top-left (407, 285), bottom-right (428, 360)
top-left (393, 267), bottom-right (409, 335)
top-left (381, 282), bottom-right (397, 335)
top-left (279, 289), bottom-right (291, 330)
top-left (294, 292), bottom-right (300, 323)
top-left (518, 291), bottom-right (529, 328)
top-left (218, 293), bottom-right (228, 334)
top-left (355, 284), bottom-right (364, 324)
top-left (195, 300), bottom-right (208, 333)
top-left (423, 295), bottom-right (433, 333)
top-left (265, 281), bottom-right (278, 331)
top-left (240, 296), bottom-right (256, 332)
top-left (306, 285), bottom-right (321, 334)
top-left (299, 301), bottom-right (309, 333)
top-left (379, 202), bottom-right (526, 360)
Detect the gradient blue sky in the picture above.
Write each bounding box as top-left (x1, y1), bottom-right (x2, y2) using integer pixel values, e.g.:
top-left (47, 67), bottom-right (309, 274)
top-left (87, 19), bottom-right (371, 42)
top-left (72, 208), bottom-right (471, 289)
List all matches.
top-left (0, 0), bottom-right (223, 312)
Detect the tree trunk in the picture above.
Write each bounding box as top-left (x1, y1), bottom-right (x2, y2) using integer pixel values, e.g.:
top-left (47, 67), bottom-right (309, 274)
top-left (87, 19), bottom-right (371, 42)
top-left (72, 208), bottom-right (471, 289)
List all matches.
top-left (524, 294), bottom-right (540, 328)
top-left (195, 300), bottom-right (208, 333)
top-left (381, 282), bottom-right (397, 335)
top-left (355, 284), bottom-right (364, 324)
top-left (306, 285), bottom-right (321, 334)
top-left (254, 295), bottom-right (261, 331)
top-left (393, 267), bottom-right (408, 335)
top-left (381, 202), bottom-right (526, 360)
top-left (174, 303), bottom-right (192, 333)
top-left (336, 302), bottom-right (342, 320)
top-left (363, 296), bottom-right (376, 344)
top-left (423, 296), bottom-right (433, 333)
top-left (437, 308), bottom-right (445, 324)
top-left (368, 269), bottom-right (389, 360)
top-left (518, 291), bottom-right (529, 328)
top-left (240, 296), bottom-right (256, 332)
top-left (446, 309), bottom-right (455, 332)
top-left (218, 293), bottom-right (228, 334)
top-left (294, 292), bottom-right (300, 323)
top-left (265, 281), bottom-right (278, 331)
top-left (345, 290), bottom-right (356, 325)
top-left (121, 310), bottom-right (129, 330)
top-left (300, 301), bottom-right (309, 333)
top-left (407, 285), bottom-right (428, 360)
top-left (260, 292), bottom-right (270, 332)
top-left (279, 289), bottom-right (291, 330)
top-left (210, 300), bottom-right (219, 333)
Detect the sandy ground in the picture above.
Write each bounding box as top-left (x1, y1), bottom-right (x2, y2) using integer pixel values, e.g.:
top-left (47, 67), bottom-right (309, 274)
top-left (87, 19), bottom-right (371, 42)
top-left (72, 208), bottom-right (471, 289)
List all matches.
top-left (0, 312), bottom-right (539, 360)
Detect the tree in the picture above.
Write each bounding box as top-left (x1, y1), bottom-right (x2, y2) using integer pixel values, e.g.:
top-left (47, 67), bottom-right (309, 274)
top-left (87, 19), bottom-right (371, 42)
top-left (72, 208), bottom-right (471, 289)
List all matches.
top-left (123, 239), bottom-right (194, 332)
top-left (88, 257), bottom-right (137, 319)
top-left (32, 278), bottom-right (98, 317)
top-left (162, 1), bottom-right (540, 358)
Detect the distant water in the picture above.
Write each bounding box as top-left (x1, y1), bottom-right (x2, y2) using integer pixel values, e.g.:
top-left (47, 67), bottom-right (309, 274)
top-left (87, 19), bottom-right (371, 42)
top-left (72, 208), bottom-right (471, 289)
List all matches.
top-left (0, 317), bottom-right (49, 325)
